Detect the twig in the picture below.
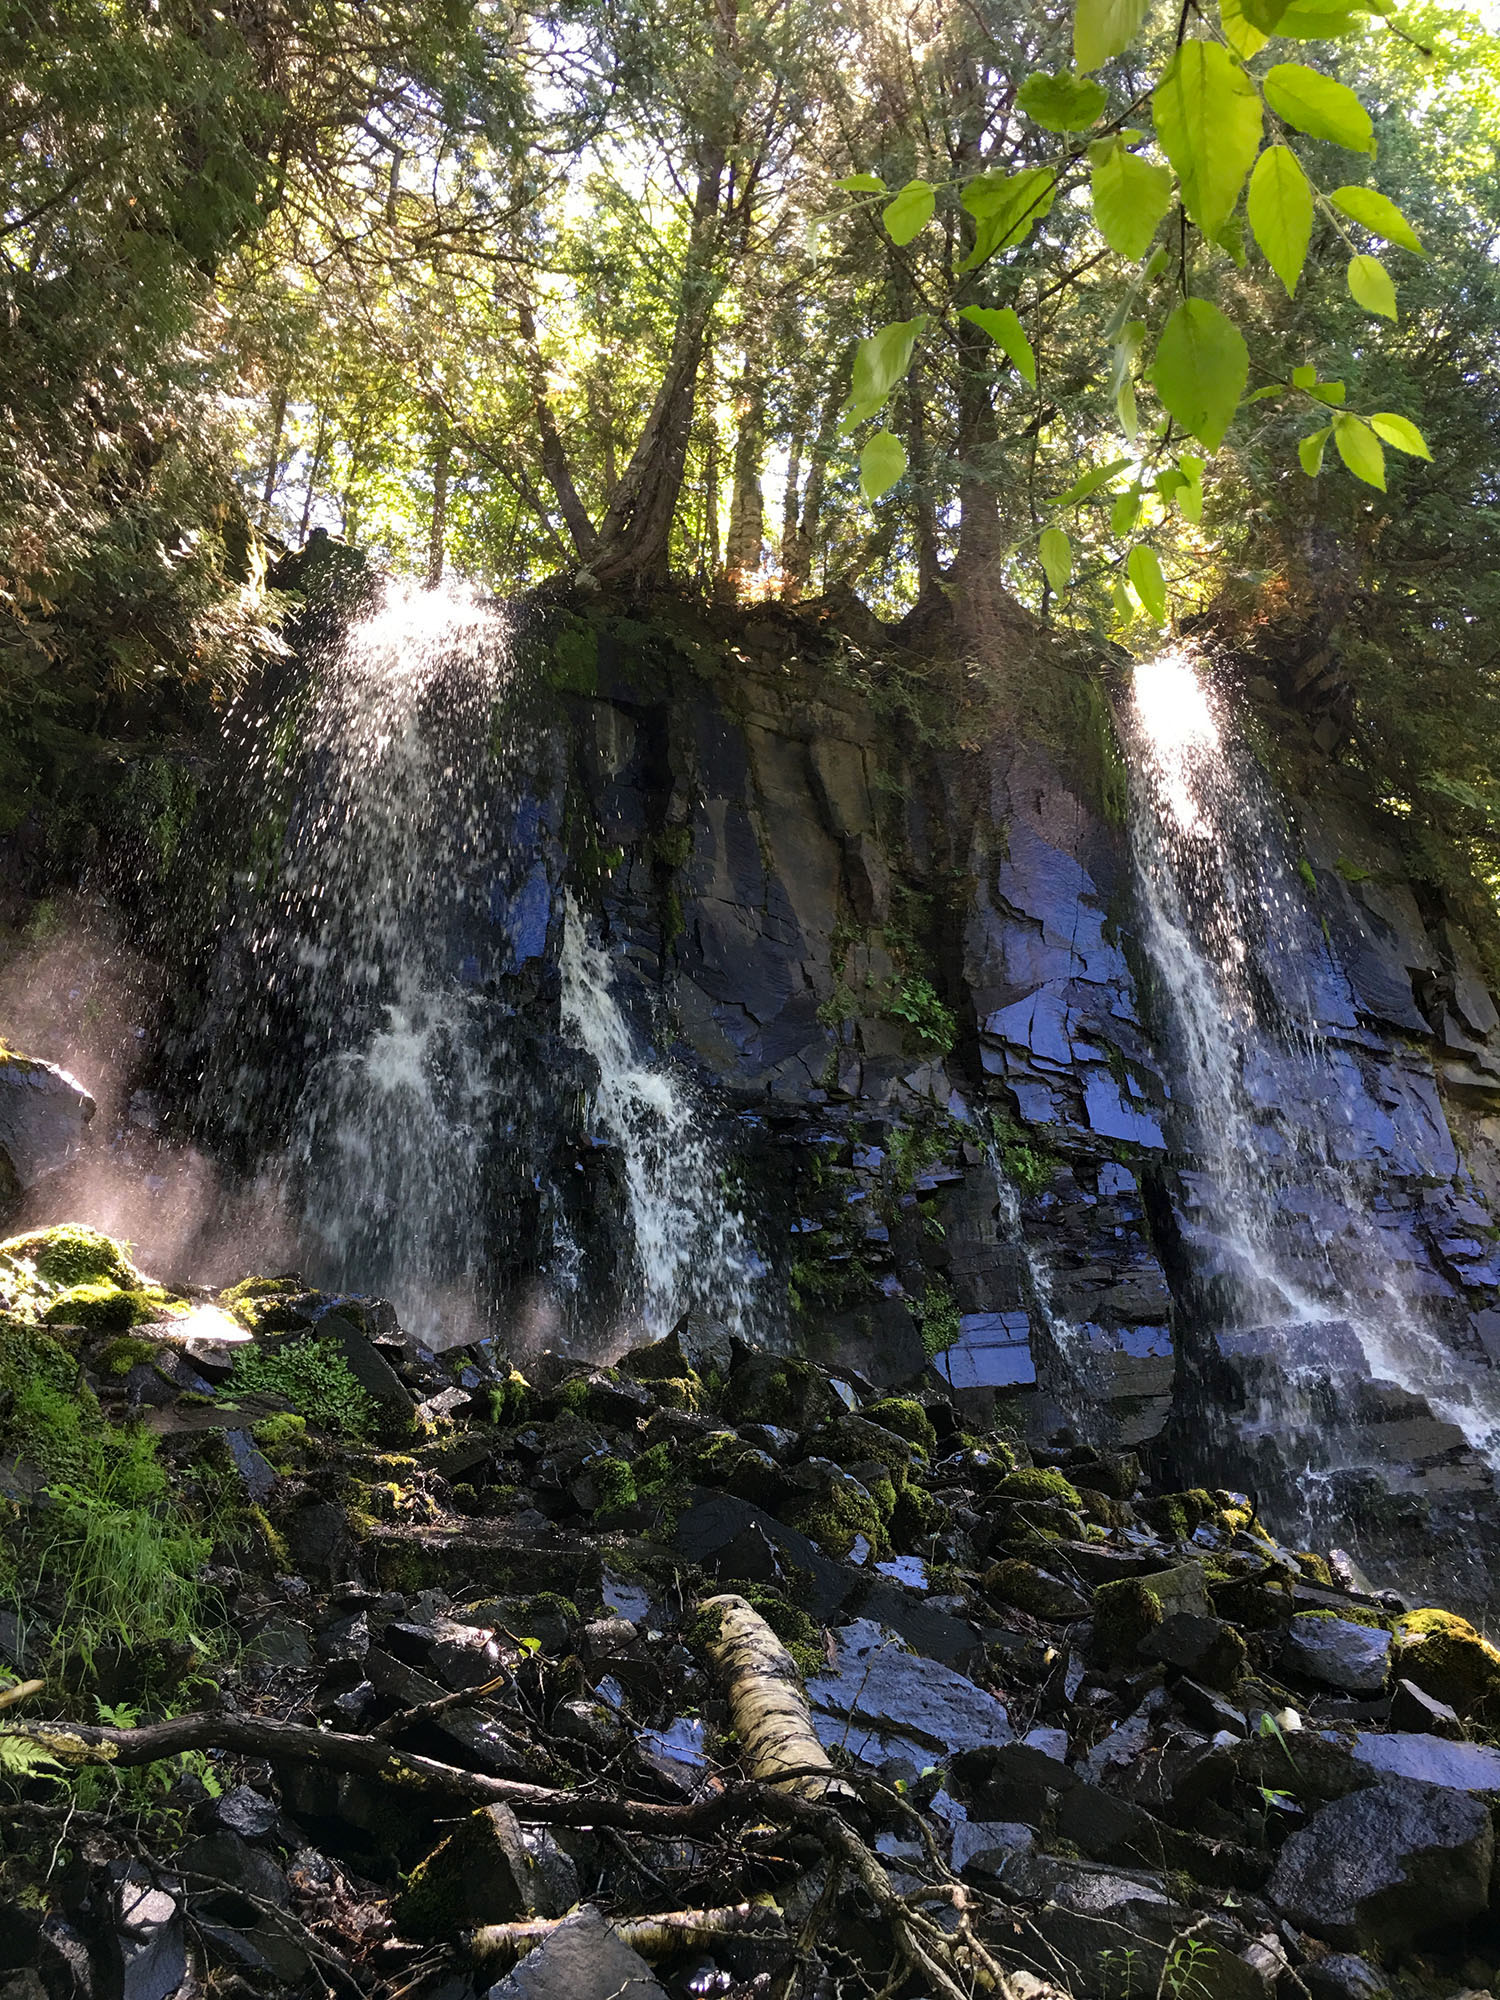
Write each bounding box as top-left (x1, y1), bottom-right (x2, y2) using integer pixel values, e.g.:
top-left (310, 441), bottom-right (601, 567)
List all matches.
top-left (370, 1668), bottom-right (513, 1742)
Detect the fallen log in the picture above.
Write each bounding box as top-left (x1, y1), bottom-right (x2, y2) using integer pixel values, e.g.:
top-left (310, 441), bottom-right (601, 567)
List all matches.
top-left (471, 1900), bottom-right (785, 1971)
top-left (697, 1592), bottom-right (853, 1802)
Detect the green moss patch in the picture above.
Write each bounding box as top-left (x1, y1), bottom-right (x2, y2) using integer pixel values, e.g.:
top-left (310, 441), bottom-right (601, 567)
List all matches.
top-left (1393, 1607), bottom-right (1500, 1721)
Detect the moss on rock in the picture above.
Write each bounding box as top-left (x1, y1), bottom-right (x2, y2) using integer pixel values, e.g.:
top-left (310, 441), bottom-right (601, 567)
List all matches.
top-left (1393, 1607), bottom-right (1500, 1721)
top-left (862, 1396), bottom-right (937, 1457)
top-left (2, 1224), bottom-right (139, 1289)
top-left (998, 1466), bottom-right (1083, 1509)
top-left (1091, 1577), bottom-right (1164, 1664)
top-left (42, 1281), bottom-right (153, 1332)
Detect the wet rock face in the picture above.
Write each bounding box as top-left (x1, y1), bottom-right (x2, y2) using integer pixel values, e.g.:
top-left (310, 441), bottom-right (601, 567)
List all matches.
top-left (0, 1049), bottom-right (93, 1200)
top-left (1268, 1778), bottom-right (1494, 1950)
top-left (536, 613), bottom-right (1500, 1615)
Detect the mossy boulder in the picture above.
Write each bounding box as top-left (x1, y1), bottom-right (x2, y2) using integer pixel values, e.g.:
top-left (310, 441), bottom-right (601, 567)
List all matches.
top-left (218, 1275), bottom-right (312, 1335)
top-left (42, 1281), bottom-right (152, 1332)
top-left (1392, 1608), bottom-right (1500, 1722)
top-left (1137, 1488), bottom-right (1219, 1543)
top-left (861, 1396), bottom-right (938, 1458)
top-left (1, 1223), bottom-right (139, 1289)
top-left (392, 1804), bottom-right (538, 1938)
top-left (788, 1477), bottom-right (888, 1559)
top-left (720, 1353), bottom-right (840, 1431)
top-left (985, 1557), bottom-right (1089, 1621)
top-left (1092, 1562), bottom-right (1212, 1667)
top-left (998, 1466), bottom-right (1083, 1509)
top-left (688, 1432), bottom-right (790, 1509)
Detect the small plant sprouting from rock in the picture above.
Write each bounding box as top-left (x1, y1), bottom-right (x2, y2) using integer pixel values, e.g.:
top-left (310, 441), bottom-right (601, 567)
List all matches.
top-left (228, 1336), bottom-right (378, 1440)
top-left (912, 1277), bottom-right (961, 1358)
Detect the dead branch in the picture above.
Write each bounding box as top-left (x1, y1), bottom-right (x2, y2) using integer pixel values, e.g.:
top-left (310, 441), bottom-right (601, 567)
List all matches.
top-left (471, 1900), bottom-right (786, 1971)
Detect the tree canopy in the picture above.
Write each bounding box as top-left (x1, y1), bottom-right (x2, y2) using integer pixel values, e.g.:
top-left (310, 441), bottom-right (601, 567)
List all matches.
top-left (3, 0), bottom-right (1498, 884)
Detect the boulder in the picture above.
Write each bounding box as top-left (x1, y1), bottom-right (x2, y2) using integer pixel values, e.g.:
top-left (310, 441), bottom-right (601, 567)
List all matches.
top-left (1267, 1776), bottom-right (1492, 1949)
top-left (1348, 1729), bottom-right (1500, 1792)
top-left (0, 1051), bottom-right (93, 1195)
top-left (395, 1805), bottom-right (542, 1937)
top-left (1282, 1615), bottom-right (1391, 1696)
top-left (805, 1619), bottom-right (1011, 1765)
top-left (484, 1905), bottom-right (668, 2000)
top-left (1390, 1607), bottom-right (1500, 1721)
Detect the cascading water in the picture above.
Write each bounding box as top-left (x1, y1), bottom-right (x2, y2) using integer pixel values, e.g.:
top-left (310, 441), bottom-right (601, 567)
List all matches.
top-left (558, 897), bottom-right (768, 1342)
top-left (225, 582), bottom-right (523, 1342)
top-left (1125, 649), bottom-right (1500, 1549)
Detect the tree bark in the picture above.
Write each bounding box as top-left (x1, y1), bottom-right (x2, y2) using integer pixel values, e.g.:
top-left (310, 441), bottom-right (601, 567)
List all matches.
top-left (724, 338), bottom-right (766, 592)
top-left (590, 137), bottom-right (731, 584)
top-left (515, 289), bottom-right (601, 564)
top-left (426, 428), bottom-right (450, 587)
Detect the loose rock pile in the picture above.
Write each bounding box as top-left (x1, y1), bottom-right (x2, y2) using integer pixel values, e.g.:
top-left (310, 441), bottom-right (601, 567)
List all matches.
top-left (2, 1228), bottom-right (1500, 2000)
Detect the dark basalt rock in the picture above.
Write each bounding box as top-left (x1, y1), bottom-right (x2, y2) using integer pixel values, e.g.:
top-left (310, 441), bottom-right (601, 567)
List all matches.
top-left (1267, 1777), bottom-right (1493, 1949)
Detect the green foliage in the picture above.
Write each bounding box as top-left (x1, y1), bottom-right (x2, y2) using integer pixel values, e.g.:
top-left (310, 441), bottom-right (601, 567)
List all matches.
top-left (591, 1455), bottom-right (638, 1518)
top-left (911, 1280), bottom-right (962, 1359)
top-left (227, 1337), bottom-right (378, 1440)
top-left (42, 1283), bottom-right (152, 1333)
top-left (0, 1326), bottom-right (218, 1676)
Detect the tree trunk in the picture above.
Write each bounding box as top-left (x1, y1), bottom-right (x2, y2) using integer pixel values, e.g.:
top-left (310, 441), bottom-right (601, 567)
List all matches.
top-left (260, 379), bottom-right (288, 527)
top-left (590, 138), bottom-right (730, 583)
top-left (515, 290), bottom-right (600, 564)
top-left (723, 342), bottom-right (766, 593)
top-left (783, 368), bottom-right (843, 600)
top-left (298, 408), bottom-right (327, 542)
top-left (901, 360), bottom-right (945, 615)
top-left (426, 430), bottom-right (450, 587)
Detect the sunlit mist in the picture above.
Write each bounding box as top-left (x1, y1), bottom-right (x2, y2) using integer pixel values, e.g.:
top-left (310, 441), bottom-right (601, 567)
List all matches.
top-left (1130, 649), bottom-right (1222, 836)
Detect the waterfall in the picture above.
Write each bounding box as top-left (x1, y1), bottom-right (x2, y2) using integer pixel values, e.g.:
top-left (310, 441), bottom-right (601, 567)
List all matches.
top-left (1125, 649), bottom-right (1500, 1509)
top-left (558, 897), bottom-right (766, 1342)
top-left (235, 581), bottom-right (520, 1342)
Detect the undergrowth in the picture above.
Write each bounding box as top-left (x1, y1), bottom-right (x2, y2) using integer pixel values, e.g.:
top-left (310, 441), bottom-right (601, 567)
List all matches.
top-left (227, 1334), bottom-right (378, 1439)
top-left (0, 1325), bottom-right (221, 1678)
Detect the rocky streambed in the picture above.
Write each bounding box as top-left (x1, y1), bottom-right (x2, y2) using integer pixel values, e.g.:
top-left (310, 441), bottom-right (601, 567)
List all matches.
top-left (3, 1224), bottom-right (1500, 2000)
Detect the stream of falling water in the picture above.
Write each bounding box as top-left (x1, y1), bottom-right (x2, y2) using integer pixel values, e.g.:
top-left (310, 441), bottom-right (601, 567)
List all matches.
top-left (1125, 648), bottom-right (1500, 1473)
top-left (247, 582), bottom-right (516, 1342)
top-left (558, 897), bottom-right (766, 1341)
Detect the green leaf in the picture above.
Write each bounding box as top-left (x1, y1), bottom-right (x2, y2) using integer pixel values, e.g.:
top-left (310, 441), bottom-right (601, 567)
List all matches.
top-left (1039, 526), bottom-right (1073, 591)
top-left (1333, 412), bottom-right (1386, 488)
top-left (1151, 297), bottom-right (1249, 451)
top-left (883, 179), bottom-right (935, 247)
top-left (1153, 43), bottom-right (1264, 241)
top-left (1112, 485), bottom-right (1143, 535)
top-left (1111, 320), bottom-right (1148, 441)
top-left (959, 305), bottom-right (1037, 385)
top-left (1347, 252), bottom-right (1396, 319)
top-left (1368, 411), bottom-right (1431, 458)
top-left (1091, 148), bottom-right (1174, 259)
top-left (1177, 452), bottom-right (1206, 521)
top-left (1113, 579), bottom-right (1136, 624)
top-left (835, 173), bottom-right (887, 192)
top-left (843, 317), bottom-right (925, 427)
top-left (1053, 456), bottom-right (1133, 506)
top-left (1128, 543), bottom-right (1168, 623)
top-left (1219, 0), bottom-right (1269, 59)
top-left (1076, 0), bottom-right (1152, 70)
top-left (1309, 379), bottom-right (1346, 404)
top-left (1255, 0), bottom-right (1364, 36)
top-left (1298, 425), bottom-right (1330, 475)
top-left (1291, 362), bottom-right (1317, 388)
top-left (1263, 63), bottom-right (1376, 155)
top-left (1245, 384), bottom-right (1284, 403)
top-left (1018, 70), bottom-right (1109, 131)
top-left (1330, 185), bottom-right (1424, 254)
top-left (1247, 145), bottom-right (1313, 296)
top-left (859, 430), bottom-right (908, 500)
top-left (961, 168), bottom-right (1057, 269)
